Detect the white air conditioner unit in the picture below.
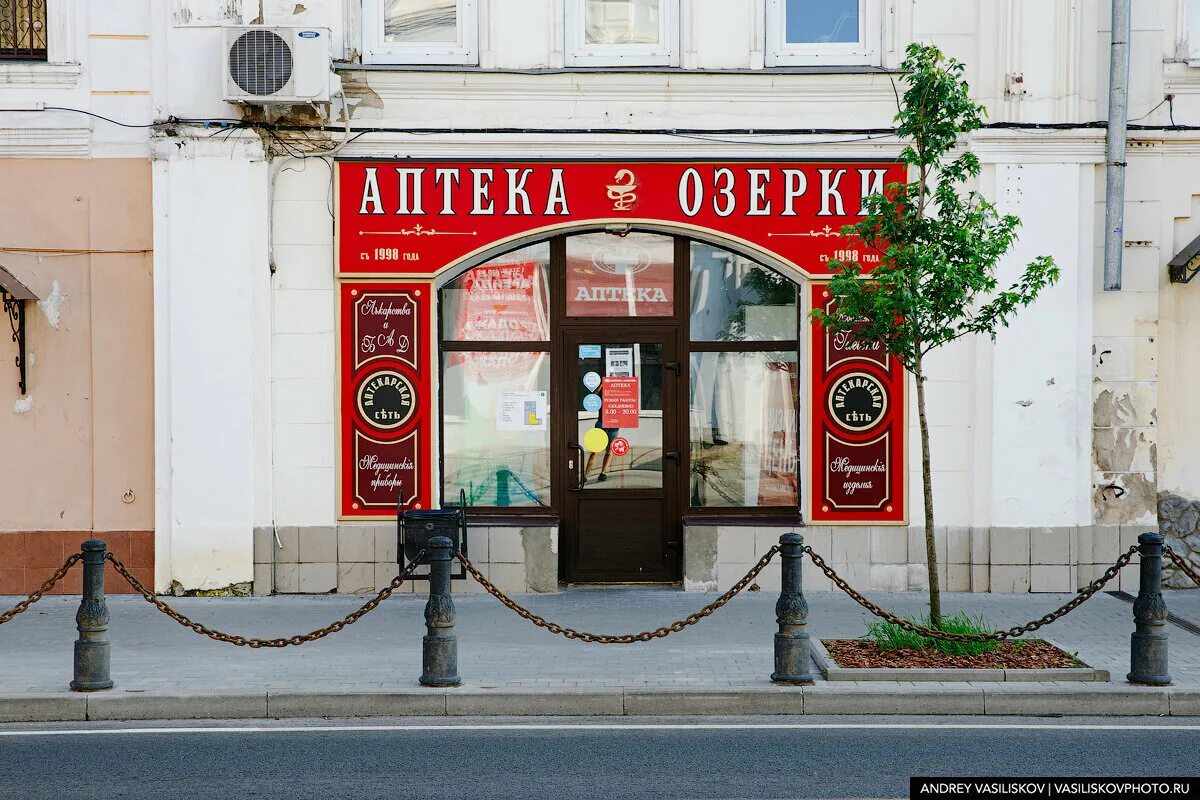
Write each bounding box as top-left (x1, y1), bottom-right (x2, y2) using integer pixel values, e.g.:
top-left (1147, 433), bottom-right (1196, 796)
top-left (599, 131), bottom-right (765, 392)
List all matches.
top-left (223, 26), bottom-right (331, 104)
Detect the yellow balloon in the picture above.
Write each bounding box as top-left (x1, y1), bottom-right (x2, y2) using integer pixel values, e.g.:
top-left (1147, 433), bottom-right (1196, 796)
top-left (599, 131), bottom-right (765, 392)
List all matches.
top-left (582, 427), bottom-right (609, 454)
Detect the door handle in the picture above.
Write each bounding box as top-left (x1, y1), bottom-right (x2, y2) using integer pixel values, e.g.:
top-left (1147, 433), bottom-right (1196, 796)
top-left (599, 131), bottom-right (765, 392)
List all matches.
top-left (664, 362), bottom-right (680, 375)
top-left (664, 451), bottom-right (681, 463)
top-left (568, 444), bottom-right (586, 492)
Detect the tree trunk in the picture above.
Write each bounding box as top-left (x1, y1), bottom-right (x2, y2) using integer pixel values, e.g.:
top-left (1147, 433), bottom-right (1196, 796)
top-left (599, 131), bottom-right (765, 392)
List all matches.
top-left (913, 357), bottom-right (942, 626)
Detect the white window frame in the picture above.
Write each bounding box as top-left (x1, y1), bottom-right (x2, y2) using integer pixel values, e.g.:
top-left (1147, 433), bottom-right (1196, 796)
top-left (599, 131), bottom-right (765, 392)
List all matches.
top-left (361, 0), bottom-right (478, 65)
top-left (765, 0), bottom-right (881, 67)
top-left (1188, 0), bottom-right (1200, 64)
top-left (564, 0), bottom-right (679, 67)
top-left (0, 0), bottom-right (79, 85)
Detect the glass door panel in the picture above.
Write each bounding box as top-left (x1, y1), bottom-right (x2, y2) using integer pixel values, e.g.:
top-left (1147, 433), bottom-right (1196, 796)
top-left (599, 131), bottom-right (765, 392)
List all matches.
top-left (574, 342), bottom-right (664, 490)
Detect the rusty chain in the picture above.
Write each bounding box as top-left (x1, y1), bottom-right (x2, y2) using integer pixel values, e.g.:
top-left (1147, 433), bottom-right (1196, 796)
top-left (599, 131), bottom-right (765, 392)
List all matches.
top-left (804, 544), bottom-right (1139, 642)
top-left (457, 546), bottom-right (780, 644)
top-left (1165, 546), bottom-right (1200, 587)
top-left (105, 550), bottom-right (426, 648)
top-left (0, 553), bottom-right (82, 626)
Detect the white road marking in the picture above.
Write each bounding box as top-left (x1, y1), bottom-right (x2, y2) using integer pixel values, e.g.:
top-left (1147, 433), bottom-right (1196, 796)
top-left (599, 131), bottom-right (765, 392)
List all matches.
top-left (0, 722), bottom-right (1197, 737)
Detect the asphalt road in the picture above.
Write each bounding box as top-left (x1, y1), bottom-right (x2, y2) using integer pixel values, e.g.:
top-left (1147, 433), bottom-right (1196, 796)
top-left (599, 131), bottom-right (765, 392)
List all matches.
top-left (0, 716), bottom-right (1196, 800)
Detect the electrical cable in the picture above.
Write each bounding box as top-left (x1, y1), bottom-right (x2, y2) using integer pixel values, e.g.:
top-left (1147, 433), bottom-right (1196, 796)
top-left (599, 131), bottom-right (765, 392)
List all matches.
top-left (26, 104), bottom-right (1200, 140)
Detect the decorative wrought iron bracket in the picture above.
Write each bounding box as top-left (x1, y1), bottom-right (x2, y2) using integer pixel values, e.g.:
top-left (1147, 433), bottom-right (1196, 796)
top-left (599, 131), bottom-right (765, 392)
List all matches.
top-left (1169, 258), bottom-right (1200, 284)
top-left (1168, 234), bottom-right (1200, 284)
top-left (2, 288), bottom-right (26, 394)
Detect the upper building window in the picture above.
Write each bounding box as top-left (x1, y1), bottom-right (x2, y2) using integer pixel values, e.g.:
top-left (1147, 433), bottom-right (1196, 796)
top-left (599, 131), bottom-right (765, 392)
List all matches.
top-left (565, 0), bottom-right (679, 67)
top-left (0, 0), bottom-right (47, 60)
top-left (765, 0), bottom-right (880, 66)
top-left (362, 0), bottom-right (478, 65)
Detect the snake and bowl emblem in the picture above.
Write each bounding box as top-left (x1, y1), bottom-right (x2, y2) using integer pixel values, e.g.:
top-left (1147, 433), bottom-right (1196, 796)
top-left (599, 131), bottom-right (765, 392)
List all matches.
top-left (605, 169), bottom-right (638, 212)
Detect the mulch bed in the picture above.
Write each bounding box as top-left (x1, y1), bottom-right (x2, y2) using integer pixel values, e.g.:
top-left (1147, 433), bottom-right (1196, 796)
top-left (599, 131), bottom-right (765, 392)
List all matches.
top-left (823, 639), bottom-right (1086, 670)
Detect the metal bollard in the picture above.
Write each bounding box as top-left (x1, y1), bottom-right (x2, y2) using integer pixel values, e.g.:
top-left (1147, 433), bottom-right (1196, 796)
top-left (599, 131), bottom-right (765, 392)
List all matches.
top-left (771, 532), bottom-right (815, 685)
top-left (1128, 531), bottom-right (1171, 685)
top-left (70, 540), bottom-right (114, 692)
top-left (419, 536), bottom-right (461, 687)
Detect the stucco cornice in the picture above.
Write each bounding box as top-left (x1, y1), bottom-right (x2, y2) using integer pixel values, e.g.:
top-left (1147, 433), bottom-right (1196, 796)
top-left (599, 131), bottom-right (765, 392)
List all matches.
top-left (0, 126), bottom-right (89, 157)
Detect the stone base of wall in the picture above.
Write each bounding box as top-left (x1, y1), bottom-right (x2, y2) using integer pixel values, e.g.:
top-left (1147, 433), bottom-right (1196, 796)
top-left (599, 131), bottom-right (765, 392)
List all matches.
top-left (0, 531), bottom-right (153, 595)
top-left (683, 523), bottom-right (1154, 594)
top-left (1159, 492), bottom-right (1200, 588)
top-left (253, 523), bottom-right (558, 596)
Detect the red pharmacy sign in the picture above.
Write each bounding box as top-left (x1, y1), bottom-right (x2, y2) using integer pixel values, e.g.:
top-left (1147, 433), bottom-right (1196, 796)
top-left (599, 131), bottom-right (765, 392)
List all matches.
top-left (809, 283), bottom-right (906, 523)
top-left (339, 282), bottom-right (433, 518)
top-left (337, 160), bottom-right (904, 277)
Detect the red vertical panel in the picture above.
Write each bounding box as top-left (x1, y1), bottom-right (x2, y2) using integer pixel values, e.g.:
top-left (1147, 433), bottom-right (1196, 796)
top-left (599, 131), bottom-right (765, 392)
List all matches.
top-left (809, 282), bottom-right (906, 524)
top-left (339, 282), bottom-right (433, 518)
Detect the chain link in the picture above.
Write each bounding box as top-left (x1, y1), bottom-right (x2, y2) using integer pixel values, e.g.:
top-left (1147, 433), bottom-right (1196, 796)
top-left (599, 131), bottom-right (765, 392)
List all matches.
top-left (0, 553), bottom-right (82, 626)
top-left (457, 546), bottom-right (780, 644)
top-left (105, 551), bottom-right (427, 647)
top-left (804, 544), bottom-right (1138, 642)
top-left (1164, 546), bottom-right (1200, 587)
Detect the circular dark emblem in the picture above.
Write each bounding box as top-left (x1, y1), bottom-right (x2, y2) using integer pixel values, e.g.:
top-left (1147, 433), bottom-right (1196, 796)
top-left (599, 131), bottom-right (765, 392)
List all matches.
top-left (356, 370), bottom-right (417, 431)
top-left (827, 371), bottom-right (888, 432)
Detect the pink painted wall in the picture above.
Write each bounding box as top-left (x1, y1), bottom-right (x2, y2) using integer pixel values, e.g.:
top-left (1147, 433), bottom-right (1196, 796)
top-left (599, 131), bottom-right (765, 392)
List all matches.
top-left (0, 158), bottom-right (153, 534)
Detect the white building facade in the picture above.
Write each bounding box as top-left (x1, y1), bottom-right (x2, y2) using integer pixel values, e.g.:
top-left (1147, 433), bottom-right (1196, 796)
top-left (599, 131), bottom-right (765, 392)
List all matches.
top-left (7, 0), bottom-right (1199, 597)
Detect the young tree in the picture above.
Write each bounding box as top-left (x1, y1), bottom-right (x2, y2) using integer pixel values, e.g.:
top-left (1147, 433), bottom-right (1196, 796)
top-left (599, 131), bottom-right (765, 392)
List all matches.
top-left (812, 43), bottom-right (1059, 626)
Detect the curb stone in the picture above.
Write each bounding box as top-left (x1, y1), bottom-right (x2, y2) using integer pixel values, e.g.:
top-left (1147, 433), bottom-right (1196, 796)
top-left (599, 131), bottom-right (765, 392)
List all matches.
top-left (0, 694), bottom-right (86, 723)
top-left (85, 692), bottom-right (267, 721)
top-left (0, 686), bottom-right (1196, 723)
top-left (804, 683), bottom-right (985, 715)
top-left (980, 684), bottom-right (1171, 716)
top-left (267, 690), bottom-right (448, 718)
top-left (622, 688), bottom-right (805, 716)
top-left (445, 688), bottom-right (624, 717)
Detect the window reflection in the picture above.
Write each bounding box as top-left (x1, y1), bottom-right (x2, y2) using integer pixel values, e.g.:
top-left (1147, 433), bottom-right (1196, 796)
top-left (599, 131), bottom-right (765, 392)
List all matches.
top-left (689, 351), bottom-right (798, 507)
top-left (584, 0), bottom-right (661, 44)
top-left (385, 0), bottom-right (458, 42)
top-left (690, 242), bottom-right (797, 341)
top-left (784, 0), bottom-right (860, 44)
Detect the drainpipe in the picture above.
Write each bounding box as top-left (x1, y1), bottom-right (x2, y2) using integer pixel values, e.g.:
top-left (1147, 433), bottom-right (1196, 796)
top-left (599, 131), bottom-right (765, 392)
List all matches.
top-left (1103, 0), bottom-right (1132, 291)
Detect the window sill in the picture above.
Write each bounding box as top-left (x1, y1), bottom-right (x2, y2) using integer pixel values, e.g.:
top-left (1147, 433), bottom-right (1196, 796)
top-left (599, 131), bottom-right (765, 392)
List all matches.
top-left (463, 512), bottom-right (559, 527)
top-left (0, 61), bottom-right (81, 86)
top-left (682, 512), bottom-right (804, 527)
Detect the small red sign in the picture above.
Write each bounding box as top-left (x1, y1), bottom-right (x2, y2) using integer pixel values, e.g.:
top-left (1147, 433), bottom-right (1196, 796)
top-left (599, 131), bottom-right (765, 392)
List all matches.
top-left (600, 377), bottom-right (639, 429)
top-left (809, 282), bottom-right (905, 524)
top-left (609, 437), bottom-right (630, 457)
top-left (340, 283), bottom-right (433, 518)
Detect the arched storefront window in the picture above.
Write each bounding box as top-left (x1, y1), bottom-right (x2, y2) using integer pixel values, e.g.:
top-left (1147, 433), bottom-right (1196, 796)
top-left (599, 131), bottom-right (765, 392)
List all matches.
top-left (688, 241), bottom-right (799, 508)
top-left (437, 232), bottom-right (800, 514)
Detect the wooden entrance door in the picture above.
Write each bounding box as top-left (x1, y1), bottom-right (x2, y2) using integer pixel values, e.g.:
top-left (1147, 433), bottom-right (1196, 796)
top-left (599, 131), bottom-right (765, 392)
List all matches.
top-left (557, 327), bottom-right (682, 583)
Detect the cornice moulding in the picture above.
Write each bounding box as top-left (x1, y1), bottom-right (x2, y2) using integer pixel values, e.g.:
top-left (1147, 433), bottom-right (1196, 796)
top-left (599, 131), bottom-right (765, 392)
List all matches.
top-left (0, 126), bottom-right (88, 157)
top-left (343, 68), bottom-right (902, 103)
top-left (333, 135), bottom-right (905, 160)
top-left (0, 62), bottom-right (81, 86)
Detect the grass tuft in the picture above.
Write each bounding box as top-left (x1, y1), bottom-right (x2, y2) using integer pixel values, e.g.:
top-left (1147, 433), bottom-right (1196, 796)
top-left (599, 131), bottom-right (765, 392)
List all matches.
top-left (865, 612), bottom-right (1001, 656)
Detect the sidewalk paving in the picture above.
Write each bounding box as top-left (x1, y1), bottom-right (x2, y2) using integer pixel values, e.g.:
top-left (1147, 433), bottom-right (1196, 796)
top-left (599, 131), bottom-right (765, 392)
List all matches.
top-left (1, 587), bottom-right (1199, 721)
